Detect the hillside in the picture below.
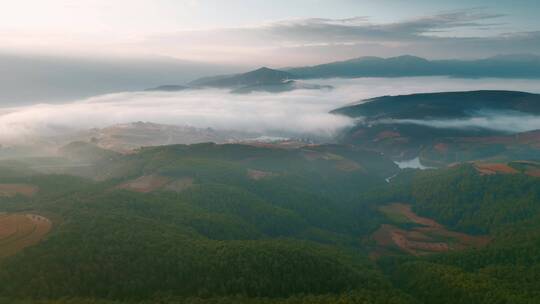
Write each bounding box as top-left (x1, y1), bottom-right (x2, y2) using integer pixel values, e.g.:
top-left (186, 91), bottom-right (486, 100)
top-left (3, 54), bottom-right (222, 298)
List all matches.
top-left (187, 67), bottom-right (332, 94)
top-left (334, 90), bottom-right (540, 119)
top-left (74, 122), bottom-right (255, 153)
top-left (144, 85), bottom-right (189, 92)
top-left (0, 143), bottom-right (540, 303)
top-left (333, 90), bottom-right (540, 164)
top-left (0, 143), bottom-right (403, 302)
top-left (189, 67), bottom-right (294, 88)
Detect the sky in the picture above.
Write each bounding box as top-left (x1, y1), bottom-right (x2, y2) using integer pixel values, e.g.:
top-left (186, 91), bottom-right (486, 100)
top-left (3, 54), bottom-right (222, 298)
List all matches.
top-left (1, 0), bottom-right (540, 65)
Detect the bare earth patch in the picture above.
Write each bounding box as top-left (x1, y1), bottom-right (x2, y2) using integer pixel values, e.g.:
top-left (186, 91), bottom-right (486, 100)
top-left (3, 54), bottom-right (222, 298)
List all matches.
top-left (117, 175), bottom-right (195, 193)
top-left (247, 169), bottom-right (276, 181)
top-left (372, 203), bottom-right (489, 258)
top-left (163, 178), bottom-right (194, 193)
top-left (117, 175), bottom-right (171, 193)
top-left (0, 214), bottom-right (52, 258)
top-left (301, 151), bottom-right (361, 171)
top-left (0, 184), bottom-right (38, 197)
top-left (376, 131), bottom-right (401, 140)
top-left (526, 169), bottom-right (540, 177)
top-left (474, 163), bottom-right (518, 175)
top-left (434, 143), bottom-right (449, 153)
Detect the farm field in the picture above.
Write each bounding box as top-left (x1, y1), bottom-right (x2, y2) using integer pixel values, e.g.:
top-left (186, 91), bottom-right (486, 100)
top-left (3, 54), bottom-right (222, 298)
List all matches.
top-left (0, 214), bottom-right (52, 258)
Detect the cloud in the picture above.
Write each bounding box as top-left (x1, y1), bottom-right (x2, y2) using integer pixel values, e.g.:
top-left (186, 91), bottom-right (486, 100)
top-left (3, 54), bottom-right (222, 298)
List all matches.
top-left (1, 8), bottom-right (538, 65)
top-left (263, 9), bottom-right (505, 42)
top-left (0, 86), bottom-right (354, 144)
top-left (2, 76), bottom-right (540, 145)
top-left (140, 8), bottom-right (539, 64)
top-left (380, 110), bottom-right (540, 133)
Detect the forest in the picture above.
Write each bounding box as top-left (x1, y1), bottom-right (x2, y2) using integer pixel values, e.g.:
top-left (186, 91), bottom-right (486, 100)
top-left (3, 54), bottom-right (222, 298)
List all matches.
top-left (0, 143), bottom-right (539, 303)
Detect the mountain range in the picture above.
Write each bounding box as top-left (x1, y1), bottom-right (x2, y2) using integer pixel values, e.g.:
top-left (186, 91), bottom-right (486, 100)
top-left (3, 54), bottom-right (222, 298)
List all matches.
top-left (189, 67), bottom-right (294, 88)
top-left (147, 54), bottom-right (540, 93)
top-left (287, 54), bottom-right (540, 79)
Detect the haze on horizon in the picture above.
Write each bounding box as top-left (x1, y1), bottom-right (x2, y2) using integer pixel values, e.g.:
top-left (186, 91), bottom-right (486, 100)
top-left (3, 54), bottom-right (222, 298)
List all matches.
top-left (2, 0), bottom-right (540, 65)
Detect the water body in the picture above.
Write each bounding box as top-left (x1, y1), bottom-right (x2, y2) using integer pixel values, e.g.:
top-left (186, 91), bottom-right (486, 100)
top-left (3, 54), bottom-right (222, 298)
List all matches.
top-left (394, 157), bottom-right (434, 170)
top-left (386, 157), bottom-right (434, 183)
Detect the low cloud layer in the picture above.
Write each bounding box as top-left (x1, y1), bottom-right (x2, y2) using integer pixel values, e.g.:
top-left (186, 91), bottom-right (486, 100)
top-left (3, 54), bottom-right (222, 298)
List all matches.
top-left (2, 77), bottom-right (540, 145)
top-left (0, 86), bottom-right (353, 144)
top-left (381, 110), bottom-right (540, 133)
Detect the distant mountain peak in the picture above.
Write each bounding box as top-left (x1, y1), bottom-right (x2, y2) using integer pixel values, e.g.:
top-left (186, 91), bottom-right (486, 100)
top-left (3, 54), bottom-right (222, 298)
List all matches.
top-left (488, 53), bottom-right (540, 61)
top-left (190, 67), bottom-right (294, 88)
top-left (346, 55), bottom-right (428, 63)
top-left (254, 66), bottom-right (273, 72)
top-left (247, 66), bottom-right (290, 74)
top-left (144, 84), bottom-right (189, 92)
top-left (390, 55), bottom-right (429, 61)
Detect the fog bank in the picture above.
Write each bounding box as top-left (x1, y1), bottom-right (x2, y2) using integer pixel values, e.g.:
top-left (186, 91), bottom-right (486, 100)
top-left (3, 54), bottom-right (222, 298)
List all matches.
top-left (2, 76), bottom-right (540, 145)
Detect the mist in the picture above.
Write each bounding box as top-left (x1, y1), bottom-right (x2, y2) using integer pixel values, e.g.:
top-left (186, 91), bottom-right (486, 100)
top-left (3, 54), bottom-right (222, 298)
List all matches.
top-left (0, 87), bottom-right (354, 145)
top-left (2, 76), bottom-right (540, 145)
top-left (382, 110), bottom-right (540, 133)
top-left (0, 53), bottom-right (247, 106)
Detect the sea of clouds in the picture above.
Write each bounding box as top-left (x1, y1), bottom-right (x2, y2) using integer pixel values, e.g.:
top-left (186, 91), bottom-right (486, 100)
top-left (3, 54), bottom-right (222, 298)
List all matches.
top-left (1, 76), bottom-right (540, 145)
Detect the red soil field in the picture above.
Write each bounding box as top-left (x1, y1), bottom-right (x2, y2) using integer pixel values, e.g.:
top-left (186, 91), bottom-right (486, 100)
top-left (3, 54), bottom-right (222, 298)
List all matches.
top-left (474, 163), bottom-right (519, 175)
top-left (0, 214), bottom-right (52, 258)
top-left (372, 203), bottom-right (489, 257)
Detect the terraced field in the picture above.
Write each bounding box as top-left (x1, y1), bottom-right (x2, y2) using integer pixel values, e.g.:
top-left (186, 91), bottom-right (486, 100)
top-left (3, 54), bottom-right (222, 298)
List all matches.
top-left (0, 214), bottom-right (52, 258)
